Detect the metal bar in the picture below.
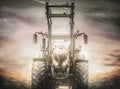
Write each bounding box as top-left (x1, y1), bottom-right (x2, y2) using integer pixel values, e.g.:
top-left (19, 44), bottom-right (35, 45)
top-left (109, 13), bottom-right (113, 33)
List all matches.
top-left (46, 4), bottom-right (73, 8)
top-left (50, 14), bottom-right (70, 18)
top-left (33, 58), bottom-right (46, 62)
top-left (46, 2), bottom-right (52, 58)
top-left (70, 3), bottom-right (74, 59)
top-left (76, 60), bottom-right (88, 62)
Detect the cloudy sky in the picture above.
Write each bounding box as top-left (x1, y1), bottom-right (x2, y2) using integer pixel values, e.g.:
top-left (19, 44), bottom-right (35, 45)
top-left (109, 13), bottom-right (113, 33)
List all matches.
top-left (0, 0), bottom-right (120, 80)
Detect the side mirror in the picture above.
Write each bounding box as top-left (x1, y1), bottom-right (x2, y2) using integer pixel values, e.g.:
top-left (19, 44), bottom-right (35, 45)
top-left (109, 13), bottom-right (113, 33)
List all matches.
top-left (83, 34), bottom-right (88, 44)
top-left (33, 33), bottom-right (37, 44)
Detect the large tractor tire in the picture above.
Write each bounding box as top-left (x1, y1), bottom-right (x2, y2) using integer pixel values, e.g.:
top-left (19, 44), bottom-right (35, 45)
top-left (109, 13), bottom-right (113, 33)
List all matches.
top-left (32, 60), bottom-right (46, 89)
top-left (32, 60), bottom-right (53, 89)
top-left (75, 60), bottom-right (89, 89)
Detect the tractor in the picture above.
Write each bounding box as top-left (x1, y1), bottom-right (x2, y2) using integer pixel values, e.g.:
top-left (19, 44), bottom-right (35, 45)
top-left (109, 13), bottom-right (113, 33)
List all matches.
top-left (32, 0), bottom-right (89, 89)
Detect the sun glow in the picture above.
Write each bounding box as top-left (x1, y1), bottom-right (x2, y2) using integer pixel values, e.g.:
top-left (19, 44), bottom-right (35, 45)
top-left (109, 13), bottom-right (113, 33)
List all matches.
top-left (22, 42), bottom-right (115, 81)
top-left (80, 50), bottom-right (91, 59)
top-left (79, 48), bottom-right (113, 75)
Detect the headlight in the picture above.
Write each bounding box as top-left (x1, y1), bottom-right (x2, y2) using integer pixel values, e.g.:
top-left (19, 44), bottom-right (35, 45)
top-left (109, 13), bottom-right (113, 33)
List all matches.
top-left (62, 60), bottom-right (68, 67)
top-left (53, 60), bottom-right (59, 67)
top-left (79, 51), bottom-right (86, 60)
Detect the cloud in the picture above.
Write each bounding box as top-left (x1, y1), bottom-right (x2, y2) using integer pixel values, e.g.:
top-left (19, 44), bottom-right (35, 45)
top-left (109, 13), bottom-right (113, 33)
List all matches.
top-left (0, 0), bottom-right (120, 76)
top-left (103, 49), bottom-right (120, 66)
top-left (0, 67), bottom-right (6, 73)
top-left (0, 7), bottom-right (46, 26)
